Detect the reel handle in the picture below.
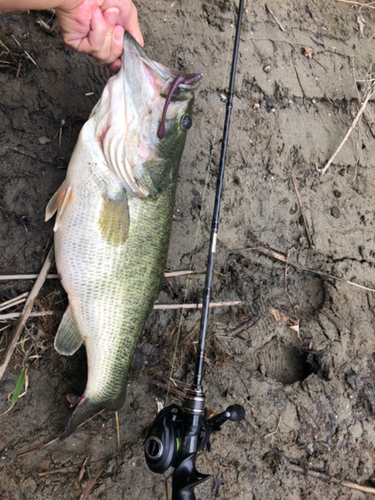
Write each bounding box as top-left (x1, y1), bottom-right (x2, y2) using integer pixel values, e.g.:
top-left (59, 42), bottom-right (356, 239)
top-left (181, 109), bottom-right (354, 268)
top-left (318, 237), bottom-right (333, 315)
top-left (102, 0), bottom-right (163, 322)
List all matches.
top-left (208, 404), bottom-right (245, 431)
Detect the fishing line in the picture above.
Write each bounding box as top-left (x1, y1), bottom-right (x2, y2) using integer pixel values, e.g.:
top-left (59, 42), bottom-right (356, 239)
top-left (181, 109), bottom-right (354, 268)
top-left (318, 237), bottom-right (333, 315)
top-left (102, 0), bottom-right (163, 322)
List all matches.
top-left (166, 6), bottom-right (239, 399)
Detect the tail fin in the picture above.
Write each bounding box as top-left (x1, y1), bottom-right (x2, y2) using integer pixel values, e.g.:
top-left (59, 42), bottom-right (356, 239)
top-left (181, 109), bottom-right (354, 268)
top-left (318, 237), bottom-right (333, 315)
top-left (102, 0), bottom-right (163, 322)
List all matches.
top-left (60, 394), bottom-right (103, 440)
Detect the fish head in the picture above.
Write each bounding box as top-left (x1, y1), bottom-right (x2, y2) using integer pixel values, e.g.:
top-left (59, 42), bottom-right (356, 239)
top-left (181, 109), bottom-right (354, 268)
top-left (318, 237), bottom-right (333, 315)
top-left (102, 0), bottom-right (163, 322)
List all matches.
top-left (92, 33), bottom-right (202, 198)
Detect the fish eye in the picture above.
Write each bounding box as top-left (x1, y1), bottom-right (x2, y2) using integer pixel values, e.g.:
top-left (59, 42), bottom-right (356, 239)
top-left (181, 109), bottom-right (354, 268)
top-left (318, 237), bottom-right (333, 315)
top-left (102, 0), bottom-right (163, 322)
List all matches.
top-left (180, 114), bottom-right (192, 131)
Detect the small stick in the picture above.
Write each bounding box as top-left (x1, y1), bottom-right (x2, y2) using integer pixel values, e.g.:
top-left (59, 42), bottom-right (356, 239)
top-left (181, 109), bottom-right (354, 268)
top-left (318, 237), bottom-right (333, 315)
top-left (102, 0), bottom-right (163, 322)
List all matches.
top-left (0, 270), bottom-right (200, 281)
top-left (165, 270), bottom-right (204, 277)
top-left (264, 415), bottom-right (281, 438)
top-left (0, 246), bottom-right (54, 380)
top-left (23, 50), bottom-right (38, 67)
top-left (228, 318), bottom-right (259, 337)
top-left (75, 457), bottom-right (88, 486)
top-left (265, 3), bottom-right (287, 32)
top-left (0, 311), bottom-right (57, 321)
top-left (153, 300), bottom-right (243, 310)
top-left (148, 379), bottom-right (186, 398)
top-left (0, 301), bottom-right (242, 322)
top-left (336, 0), bottom-right (375, 8)
top-left (38, 462), bottom-right (83, 477)
top-left (320, 84), bottom-right (375, 174)
top-left (0, 292), bottom-right (28, 312)
top-left (247, 246), bottom-right (375, 293)
top-left (18, 410), bottom-right (106, 459)
top-left (291, 177), bottom-right (313, 247)
top-left (0, 274), bottom-right (59, 281)
top-left (286, 462), bottom-right (375, 494)
top-left (17, 437), bottom-right (59, 458)
top-left (115, 411), bottom-right (120, 455)
top-left (16, 59), bottom-right (21, 78)
top-left (0, 297), bottom-right (26, 312)
top-left (0, 39), bottom-right (10, 53)
top-left (38, 454), bottom-right (114, 477)
top-left (79, 467), bottom-right (104, 500)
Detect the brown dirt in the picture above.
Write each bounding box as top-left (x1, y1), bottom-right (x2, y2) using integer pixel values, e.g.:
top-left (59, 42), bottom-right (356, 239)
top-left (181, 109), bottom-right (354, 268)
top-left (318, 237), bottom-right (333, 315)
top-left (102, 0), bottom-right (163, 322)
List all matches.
top-left (1, 1), bottom-right (375, 499)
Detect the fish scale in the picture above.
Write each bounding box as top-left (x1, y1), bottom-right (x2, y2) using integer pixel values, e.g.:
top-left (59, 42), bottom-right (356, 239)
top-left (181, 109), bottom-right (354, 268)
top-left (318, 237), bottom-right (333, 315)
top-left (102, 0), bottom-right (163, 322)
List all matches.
top-left (45, 34), bottom-right (201, 438)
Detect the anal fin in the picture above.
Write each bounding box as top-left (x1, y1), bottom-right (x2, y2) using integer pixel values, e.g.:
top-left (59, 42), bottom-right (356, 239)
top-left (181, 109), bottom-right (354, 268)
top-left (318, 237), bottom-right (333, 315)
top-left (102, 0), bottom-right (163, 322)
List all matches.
top-left (54, 305), bottom-right (83, 356)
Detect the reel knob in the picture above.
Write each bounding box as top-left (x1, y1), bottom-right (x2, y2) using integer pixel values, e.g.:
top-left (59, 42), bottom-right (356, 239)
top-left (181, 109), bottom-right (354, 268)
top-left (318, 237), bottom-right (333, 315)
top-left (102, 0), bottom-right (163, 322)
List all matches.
top-left (207, 404), bottom-right (245, 431)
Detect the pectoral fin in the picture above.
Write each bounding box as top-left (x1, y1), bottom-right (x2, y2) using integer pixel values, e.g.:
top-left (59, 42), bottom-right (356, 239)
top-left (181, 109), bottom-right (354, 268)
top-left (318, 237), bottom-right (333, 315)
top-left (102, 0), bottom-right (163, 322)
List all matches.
top-left (54, 305), bottom-right (83, 356)
top-left (134, 159), bottom-right (173, 200)
top-left (99, 190), bottom-right (130, 246)
top-left (45, 181), bottom-right (73, 231)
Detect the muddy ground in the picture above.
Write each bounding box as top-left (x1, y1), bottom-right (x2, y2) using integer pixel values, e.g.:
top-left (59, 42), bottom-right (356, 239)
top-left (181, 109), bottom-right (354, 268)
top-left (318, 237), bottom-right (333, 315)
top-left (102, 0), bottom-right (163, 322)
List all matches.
top-left (1, 0), bottom-right (375, 498)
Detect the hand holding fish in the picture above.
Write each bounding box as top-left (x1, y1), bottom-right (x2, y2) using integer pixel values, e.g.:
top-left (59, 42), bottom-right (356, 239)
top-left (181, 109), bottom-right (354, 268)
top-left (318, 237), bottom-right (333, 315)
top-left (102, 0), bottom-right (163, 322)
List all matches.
top-left (55, 0), bottom-right (143, 71)
top-left (0, 0), bottom-right (143, 71)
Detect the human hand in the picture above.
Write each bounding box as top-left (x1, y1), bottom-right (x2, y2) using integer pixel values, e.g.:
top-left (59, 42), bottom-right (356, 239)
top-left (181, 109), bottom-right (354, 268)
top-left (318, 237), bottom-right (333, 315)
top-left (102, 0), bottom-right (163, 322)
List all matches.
top-left (55, 0), bottom-right (143, 72)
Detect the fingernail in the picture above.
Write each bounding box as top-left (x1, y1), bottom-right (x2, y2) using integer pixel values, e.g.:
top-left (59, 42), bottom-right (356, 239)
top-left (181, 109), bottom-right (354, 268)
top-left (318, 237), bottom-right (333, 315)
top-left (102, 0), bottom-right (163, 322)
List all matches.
top-left (106, 7), bottom-right (119, 26)
top-left (114, 25), bottom-right (124, 43)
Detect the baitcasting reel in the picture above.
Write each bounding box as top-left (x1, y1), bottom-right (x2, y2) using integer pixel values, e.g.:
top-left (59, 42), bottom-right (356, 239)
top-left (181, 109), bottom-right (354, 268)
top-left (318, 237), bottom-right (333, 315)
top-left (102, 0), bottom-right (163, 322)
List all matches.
top-left (145, 388), bottom-right (245, 500)
top-left (145, 400), bottom-right (245, 474)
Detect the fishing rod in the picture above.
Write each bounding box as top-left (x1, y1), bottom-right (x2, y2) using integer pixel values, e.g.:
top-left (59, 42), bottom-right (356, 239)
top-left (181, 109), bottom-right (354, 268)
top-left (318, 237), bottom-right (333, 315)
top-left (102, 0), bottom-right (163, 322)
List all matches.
top-left (145, 1), bottom-right (245, 498)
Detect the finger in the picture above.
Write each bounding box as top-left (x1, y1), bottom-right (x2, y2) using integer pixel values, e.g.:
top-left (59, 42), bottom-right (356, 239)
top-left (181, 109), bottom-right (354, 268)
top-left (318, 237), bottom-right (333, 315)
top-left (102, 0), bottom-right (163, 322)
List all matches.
top-left (118, 3), bottom-right (143, 47)
top-left (127, 23), bottom-right (143, 47)
top-left (88, 6), bottom-right (119, 57)
top-left (108, 58), bottom-right (122, 74)
top-left (107, 25), bottom-right (124, 71)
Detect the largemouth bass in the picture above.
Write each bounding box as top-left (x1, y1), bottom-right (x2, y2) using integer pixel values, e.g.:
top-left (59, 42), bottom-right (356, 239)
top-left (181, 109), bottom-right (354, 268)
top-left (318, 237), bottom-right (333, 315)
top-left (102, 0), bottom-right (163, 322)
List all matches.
top-left (45, 34), bottom-right (201, 439)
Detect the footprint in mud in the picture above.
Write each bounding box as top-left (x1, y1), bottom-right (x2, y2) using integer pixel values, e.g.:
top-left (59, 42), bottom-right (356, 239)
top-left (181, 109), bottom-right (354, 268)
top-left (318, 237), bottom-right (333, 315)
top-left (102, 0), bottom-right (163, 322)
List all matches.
top-left (257, 341), bottom-right (328, 385)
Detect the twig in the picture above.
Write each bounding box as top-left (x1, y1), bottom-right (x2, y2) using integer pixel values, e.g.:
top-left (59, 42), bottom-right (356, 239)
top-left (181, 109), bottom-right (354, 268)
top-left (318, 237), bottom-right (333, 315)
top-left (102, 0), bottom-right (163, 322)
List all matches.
top-left (23, 50), bottom-right (38, 67)
top-left (17, 437), bottom-right (59, 458)
top-left (38, 462), bottom-right (83, 476)
top-left (264, 415), bottom-right (281, 438)
top-left (286, 461), bottom-right (375, 494)
top-left (0, 274), bottom-right (58, 281)
top-left (148, 379), bottom-right (186, 398)
top-left (38, 453), bottom-right (114, 477)
top-left (115, 411), bottom-right (120, 455)
top-left (0, 270), bottom-right (201, 281)
top-left (336, 0), bottom-right (375, 8)
top-left (79, 468), bottom-right (104, 500)
top-left (0, 292), bottom-right (28, 312)
top-left (265, 3), bottom-right (287, 32)
top-left (0, 246), bottom-right (54, 380)
top-left (18, 410), bottom-right (106, 459)
top-left (153, 300), bottom-right (243, 310)
top-left (10, 35), bottom-right (38, 68)
top-left (228, 318), bottom-right (259, 337)
top-left (246, 246), bottom-right (375, 292)
top-left (0, 301), bottom-right (243, 321)
top-left (165, 270), bottom-right (204, 277)
top-left (291, 177), bottom-right (313, 247)
top-left (320, 83), bottom-right (375, 174)
top-left (0, 311), bottom-right (57, 321)
top-left (0, 39), bottom-right (10, 53)
top-left (75, 457), bottom-right (88, 487)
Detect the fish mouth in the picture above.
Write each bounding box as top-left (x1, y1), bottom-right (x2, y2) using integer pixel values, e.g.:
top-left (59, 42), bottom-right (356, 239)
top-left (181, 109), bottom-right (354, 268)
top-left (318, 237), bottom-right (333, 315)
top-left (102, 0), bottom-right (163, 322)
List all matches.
top-left (122, 33), bottom-right (202, 103)
top-left (123, 33), bottom-right (176, 84)
top-left (122, 33), bottom-right (202, 141)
